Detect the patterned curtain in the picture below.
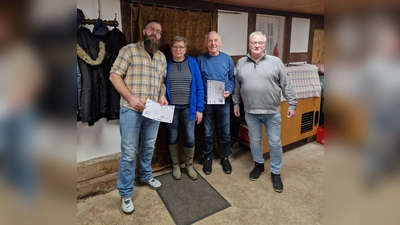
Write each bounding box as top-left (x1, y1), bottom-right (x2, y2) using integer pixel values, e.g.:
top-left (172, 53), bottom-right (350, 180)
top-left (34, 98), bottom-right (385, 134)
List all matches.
top-left (126, 4), bottom-right (217, 170)
top-left (129, 3), bottom-right (217, 58)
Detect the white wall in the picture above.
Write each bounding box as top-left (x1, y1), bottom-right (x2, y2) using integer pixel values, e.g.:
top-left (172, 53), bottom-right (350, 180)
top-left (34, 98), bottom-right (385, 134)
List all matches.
top-left (77, 0), bottom-right (122, 163)
top-left (77, 0), bottom-right (122, 31)
top-left (290, 17), bottom-right (310, 53)
top-left (217, 11), bottom-right (248, 55)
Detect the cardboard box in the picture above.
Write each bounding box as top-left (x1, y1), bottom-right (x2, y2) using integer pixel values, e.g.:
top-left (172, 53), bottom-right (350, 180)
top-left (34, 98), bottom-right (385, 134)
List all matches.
top-left (239, 123), bottom-right (250, 143)
top-left (316, 125), bottom-right (324, 144)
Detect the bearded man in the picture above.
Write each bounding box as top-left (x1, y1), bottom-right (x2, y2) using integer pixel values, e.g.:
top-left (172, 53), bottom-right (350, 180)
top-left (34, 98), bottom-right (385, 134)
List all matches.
top-left (110, 20), bottom-right (168, 215)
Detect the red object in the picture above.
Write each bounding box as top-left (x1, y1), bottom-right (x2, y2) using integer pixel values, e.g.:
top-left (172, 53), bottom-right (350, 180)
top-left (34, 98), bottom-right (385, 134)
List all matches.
top-left (239, 124), bottom-right (250, 143)
top-left (273, 43), bottom-right (279, 57)
top-left (316, 125), bottom-right (324, 144)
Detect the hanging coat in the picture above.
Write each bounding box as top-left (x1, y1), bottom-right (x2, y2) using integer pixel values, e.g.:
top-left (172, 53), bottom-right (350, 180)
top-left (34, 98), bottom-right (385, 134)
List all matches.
top-left (77, 26), bottom-right (109, 126)
top-left (104, 28), bottom-right (127, 120)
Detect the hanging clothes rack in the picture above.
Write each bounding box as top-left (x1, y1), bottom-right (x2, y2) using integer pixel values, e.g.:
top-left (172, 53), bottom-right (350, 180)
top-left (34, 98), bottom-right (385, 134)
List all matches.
top-left (82, 17), bottom-right (119, 27)
top-left (82, 0), bottom-right (119, 27)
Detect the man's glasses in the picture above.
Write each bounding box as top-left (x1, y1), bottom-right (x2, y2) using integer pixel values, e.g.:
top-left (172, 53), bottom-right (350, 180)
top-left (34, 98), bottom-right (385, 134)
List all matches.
top-left (172, 46), bottom-right (185, 50)
top-left (250, 41), bottom-right (265, 46)
top-left (146, 27), bottom-right (162, 34)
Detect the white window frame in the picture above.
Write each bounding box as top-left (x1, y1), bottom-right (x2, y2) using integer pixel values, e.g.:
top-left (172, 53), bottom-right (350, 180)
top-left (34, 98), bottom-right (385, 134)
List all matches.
top-left (256, 15), bottom-right (279, 56)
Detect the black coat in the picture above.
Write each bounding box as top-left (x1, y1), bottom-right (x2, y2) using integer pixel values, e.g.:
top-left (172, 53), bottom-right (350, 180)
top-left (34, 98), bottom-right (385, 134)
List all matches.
top-left (77, 26), bottom-right (109, 126)
top-left (77, 26), bottom-right (128, 125)
top-left (105, 28), bottom-right (127, 120)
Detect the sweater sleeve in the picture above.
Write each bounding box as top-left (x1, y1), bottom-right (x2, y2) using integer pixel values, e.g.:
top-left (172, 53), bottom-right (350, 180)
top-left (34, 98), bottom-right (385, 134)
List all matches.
top-left (226, 57), bottom-right (235, 94)
top-left (193, 59), bottom-right (204, 112)
top-left (279, 61), bottom-right (297, 110)
top-left (232, 64), bottom-right (241, 109)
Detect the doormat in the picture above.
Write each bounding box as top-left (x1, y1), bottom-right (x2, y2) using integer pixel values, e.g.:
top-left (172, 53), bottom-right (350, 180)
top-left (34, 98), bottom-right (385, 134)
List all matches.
top-left (155, 171), bottom-right (231, 225)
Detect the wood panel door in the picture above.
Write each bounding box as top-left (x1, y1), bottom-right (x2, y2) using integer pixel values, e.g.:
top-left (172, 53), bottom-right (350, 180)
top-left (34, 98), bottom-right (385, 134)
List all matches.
top-left (312, 29), bottom-right (324, 63)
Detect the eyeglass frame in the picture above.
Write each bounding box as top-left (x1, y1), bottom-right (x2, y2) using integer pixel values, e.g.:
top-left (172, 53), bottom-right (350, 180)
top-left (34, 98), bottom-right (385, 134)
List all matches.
top-left (171, 46), bottom-right (186, 50)
top-left (145, 27), bottom-right (162, 35)
top-left (249, 41), bottom-right (265, 46)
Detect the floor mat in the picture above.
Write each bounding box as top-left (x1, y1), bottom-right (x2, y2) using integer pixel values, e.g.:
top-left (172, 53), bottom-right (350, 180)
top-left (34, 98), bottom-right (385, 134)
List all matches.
top-left (155, 171), bottom-right (231, 225)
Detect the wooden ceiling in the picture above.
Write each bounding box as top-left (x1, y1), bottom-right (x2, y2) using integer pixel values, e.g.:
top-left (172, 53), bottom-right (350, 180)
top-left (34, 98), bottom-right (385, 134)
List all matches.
top-left (202, 0), bottom-right (324, 16)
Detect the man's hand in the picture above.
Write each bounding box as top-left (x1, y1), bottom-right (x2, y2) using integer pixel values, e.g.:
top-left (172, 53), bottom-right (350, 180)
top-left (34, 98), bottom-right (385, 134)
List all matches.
top-left (287, 110), bottom-right (296, 118)
top-left (196, 112), bottom-right (203, 124)
top-left (222, 91), bottom-right (230, 98)
top-left (234, 108), bottom-right (241, 117)
top-left (159, 96), bottom-right (168, 106)
top-left (128, 96), bottom-right (145, 111)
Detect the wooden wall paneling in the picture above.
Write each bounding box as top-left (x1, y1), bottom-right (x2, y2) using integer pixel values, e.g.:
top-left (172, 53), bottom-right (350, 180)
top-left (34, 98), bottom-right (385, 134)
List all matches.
top-left (120, 0), bottom-right (132, 42)
top-left (307, 18), bottom-right (314, 63)
top-left (248, 12), bottom-right (256, 40)
top-left (283, 16), bottom-right (292, 63)
top-left (231, 55), bottom-right (245, 65)
top-left (288, 52), bottom-right (309, 64)
top-left (313, 15), bottom-right (324, 29)
top-left (120, 0), bottom-right (324, 58)
top-left (312, 29), bottom-right (324, 63)
top-left (201, 0), bottom-right (323, 16)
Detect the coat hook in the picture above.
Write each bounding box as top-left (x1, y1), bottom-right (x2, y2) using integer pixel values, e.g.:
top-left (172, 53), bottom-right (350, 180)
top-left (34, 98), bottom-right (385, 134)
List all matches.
top-left (114, 13), bottom-right (117, 21)
top-left (98, 10), bottom-right (100, 19)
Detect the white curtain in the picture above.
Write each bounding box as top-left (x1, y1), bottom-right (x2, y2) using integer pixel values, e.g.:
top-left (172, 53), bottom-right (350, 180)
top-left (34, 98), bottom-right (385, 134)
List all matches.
top-left (256, 16), bottom-right (278, 55)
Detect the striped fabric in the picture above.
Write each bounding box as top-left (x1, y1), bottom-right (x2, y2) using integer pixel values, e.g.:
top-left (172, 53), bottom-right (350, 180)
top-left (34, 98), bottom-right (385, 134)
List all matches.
top-left (168, 60), bottom-right (191, 105)
top-left (281, 64), bottom-right (322, 102)
top-left (110, 42), bottom-right (167, 110)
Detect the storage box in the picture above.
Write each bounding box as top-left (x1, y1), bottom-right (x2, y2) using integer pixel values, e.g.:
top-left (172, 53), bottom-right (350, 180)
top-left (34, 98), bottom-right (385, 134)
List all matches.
top-left (316, 125), bottom-right (324, 144)
top-left (239, 123), bottom-right (250, 143)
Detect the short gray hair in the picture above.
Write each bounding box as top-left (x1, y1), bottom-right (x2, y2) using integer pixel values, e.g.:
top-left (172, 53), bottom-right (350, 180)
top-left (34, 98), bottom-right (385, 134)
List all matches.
top-left (172, 35), bottom-right (188, 47)
top-left (249, 31), bottom-right (266, 43)
top-left (205, 31), bottom-right (221, 42)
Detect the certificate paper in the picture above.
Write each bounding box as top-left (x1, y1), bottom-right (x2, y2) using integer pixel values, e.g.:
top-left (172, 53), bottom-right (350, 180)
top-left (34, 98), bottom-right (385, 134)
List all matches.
top-left (142, 99), bottom-right (175, 123)
top-left (207, 80), bottom-right (225, 104)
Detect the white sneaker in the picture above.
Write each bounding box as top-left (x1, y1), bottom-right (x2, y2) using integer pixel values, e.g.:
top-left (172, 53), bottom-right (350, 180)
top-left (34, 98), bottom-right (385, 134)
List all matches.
top-left (121, 197), bottom-right (134, 215)
top-left (139, 178), bottom-right (162, 190)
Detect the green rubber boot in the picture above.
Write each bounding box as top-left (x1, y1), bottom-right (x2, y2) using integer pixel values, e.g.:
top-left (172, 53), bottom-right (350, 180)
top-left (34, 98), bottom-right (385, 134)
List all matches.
top-left (168, 144), bottom-right (181, 180)
top-left (184, 147), bottom-right (198, 180)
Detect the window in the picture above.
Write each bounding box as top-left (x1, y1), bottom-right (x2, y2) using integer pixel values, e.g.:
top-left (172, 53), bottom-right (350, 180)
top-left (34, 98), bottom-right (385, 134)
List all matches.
top-left (256, 15), bottom-right (285, 57)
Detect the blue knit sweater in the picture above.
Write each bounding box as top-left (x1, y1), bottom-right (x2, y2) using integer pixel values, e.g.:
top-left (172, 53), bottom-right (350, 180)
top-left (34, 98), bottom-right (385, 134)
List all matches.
top-left (197, 51), bottom-right (235, 101)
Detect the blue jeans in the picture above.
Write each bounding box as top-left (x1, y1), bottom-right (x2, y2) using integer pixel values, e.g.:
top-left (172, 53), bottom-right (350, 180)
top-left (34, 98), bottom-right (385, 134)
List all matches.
top-left (117, 107), bottom-right (160, 198)
top-left (203, 101), bottom-right (231, 159)
top-left (245, 112), bottom-right (282, 174)
top-left (166, 107), bottom-right (195, 148)
top-left (0, 109), bottom-right (37, 198)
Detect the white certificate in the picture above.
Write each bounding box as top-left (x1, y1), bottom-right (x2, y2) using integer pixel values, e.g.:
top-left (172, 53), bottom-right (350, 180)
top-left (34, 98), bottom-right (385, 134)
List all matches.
top-left (207, 80), bottom-right (225, 104)
top-left (142, 99), bottom-right (175, 123)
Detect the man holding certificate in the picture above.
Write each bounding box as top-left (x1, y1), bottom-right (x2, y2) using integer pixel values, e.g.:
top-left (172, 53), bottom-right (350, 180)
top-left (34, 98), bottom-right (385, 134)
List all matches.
top-left (110, 20), bottom-right (168, 214)
top-left (197, 31), bottom-right (235, 175)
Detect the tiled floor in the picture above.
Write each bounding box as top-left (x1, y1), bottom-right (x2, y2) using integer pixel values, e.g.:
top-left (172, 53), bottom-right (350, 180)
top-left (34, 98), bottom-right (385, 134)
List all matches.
top-left (77, 141), bottom-right (324, 225)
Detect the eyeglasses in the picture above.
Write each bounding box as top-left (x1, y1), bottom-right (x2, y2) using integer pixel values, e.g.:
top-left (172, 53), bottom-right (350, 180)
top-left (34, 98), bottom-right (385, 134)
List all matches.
top-left (250, 41), bottom-right (265, 46)
top-left (172, 46), bottom-right (185, 50)
top-left (146, 27), bottom-right (162, 35)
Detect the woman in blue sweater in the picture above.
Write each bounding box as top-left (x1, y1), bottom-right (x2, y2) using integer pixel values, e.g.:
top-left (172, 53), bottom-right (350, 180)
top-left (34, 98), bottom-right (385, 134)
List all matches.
top-left (165, 36), bottom-right (204, 180)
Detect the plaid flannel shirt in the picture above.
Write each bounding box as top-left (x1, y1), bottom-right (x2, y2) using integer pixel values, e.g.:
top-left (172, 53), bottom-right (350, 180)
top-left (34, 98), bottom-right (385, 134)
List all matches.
top-left (110, 42), bottom-right (167, 111)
